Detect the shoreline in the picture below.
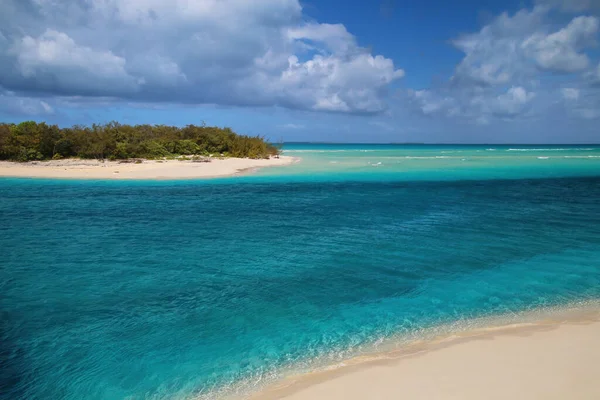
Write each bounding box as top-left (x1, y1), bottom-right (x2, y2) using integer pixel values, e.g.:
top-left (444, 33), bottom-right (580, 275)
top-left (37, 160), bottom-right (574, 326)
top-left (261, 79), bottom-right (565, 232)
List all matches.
top-left (0, 156), bottom-right (297, 180)
top-left (237, 300), bottom-right (600, 400)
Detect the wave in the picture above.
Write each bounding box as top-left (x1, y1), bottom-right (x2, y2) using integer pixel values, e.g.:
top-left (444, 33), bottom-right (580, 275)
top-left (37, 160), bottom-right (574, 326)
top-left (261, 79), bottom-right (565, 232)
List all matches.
top-left (507, 148), bottom-right (595, 152)
top-left (402, 156), bottom-right (451, 159)
top-left (283, 148), bottom-right (599, 154)
top-left (283, 150), bottom-right (357, 153)
top-left (284, 149), bottom-right (386, 153)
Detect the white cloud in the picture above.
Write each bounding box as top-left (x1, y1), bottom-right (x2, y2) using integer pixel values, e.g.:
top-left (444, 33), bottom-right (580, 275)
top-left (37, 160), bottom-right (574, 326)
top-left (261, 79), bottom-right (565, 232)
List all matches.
top-left (451, 8), bottom-right (546, 86)
top-left (451, 8), bottom-right (599, 87)
top-left (409, 90), bottom-right (459, 117)
top-left (409, 5), bottom-right (600, 125)
top-left (40, 101), bottom-right (53, 113)
top-left (287, 23), bottom-right (356, 54)
top-left (488, 86), bottom-right (535, 116)
top-left (409, 86), bottom-right (535, 121)
top-left (90, 0), bottom-right (302, 26)
top-left (271, 53), bottom-right (404, 113)
top-left (0, 88), bottom-right (55, 115)
top-left (279, 123), bottom-right (305, 129)
top-left (9, 29), bottom-right (140, 94)
top-left (522, 16), bottom-right (598, 72)
top-left (0, 0), bottom-right (404, 114)
top-left (561, 87), bottom-right (580, 100)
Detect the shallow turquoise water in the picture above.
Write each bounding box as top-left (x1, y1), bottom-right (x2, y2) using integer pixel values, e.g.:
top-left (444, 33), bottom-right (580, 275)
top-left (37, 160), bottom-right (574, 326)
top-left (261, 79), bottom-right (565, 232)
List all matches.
top-left (259, 144), bottom-right (600, 182)
top-left (1, 144), bottom-right (600, 399)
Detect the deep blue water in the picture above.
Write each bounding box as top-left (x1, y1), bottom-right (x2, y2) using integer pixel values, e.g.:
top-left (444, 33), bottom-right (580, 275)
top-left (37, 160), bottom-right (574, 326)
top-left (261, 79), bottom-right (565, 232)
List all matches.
top-left (2, 146), bottom-right (600, 399)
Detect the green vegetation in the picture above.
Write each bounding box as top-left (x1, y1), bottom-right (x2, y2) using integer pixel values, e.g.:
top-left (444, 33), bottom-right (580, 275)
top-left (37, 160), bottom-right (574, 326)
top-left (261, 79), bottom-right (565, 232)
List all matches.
top-left (0, 121), bottom-right (280, 161)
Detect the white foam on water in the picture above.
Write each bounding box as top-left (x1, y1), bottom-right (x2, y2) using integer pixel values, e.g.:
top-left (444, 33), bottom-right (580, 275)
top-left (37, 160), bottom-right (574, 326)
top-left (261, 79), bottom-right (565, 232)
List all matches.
top-left (507, 148), bottom-right (594, 152)
top-left (283, 150), bottom-right (353, 153)
top-left (194, 299), bottom-right (600, 400)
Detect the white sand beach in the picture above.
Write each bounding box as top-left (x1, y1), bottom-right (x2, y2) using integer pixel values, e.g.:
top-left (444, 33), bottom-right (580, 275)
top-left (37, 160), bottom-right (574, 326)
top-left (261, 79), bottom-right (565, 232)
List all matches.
top-left (0, 156), bottom-right (296, 180)
top-left (252, 307), bottom-right (600, 400)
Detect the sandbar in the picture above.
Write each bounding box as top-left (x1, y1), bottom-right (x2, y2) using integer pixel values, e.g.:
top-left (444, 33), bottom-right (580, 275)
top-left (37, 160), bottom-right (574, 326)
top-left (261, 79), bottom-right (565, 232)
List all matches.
top-left (0, 156), bottom-right (296, 180)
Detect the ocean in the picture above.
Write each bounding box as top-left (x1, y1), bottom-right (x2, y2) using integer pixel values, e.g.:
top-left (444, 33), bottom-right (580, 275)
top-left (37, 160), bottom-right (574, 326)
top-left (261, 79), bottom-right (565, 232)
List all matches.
top-left (1, 144), bottom-right (600, 399)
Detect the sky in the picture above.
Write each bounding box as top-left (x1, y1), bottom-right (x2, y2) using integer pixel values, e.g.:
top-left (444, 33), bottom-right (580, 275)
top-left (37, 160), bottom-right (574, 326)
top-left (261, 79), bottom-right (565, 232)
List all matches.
top-left (0, 0), bottom-right (599, 143)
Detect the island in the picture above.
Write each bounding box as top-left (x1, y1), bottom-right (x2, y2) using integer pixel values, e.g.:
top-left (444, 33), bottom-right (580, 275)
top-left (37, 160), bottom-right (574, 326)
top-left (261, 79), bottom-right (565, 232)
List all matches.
top-left (0, 121), bottom-right (295, 179)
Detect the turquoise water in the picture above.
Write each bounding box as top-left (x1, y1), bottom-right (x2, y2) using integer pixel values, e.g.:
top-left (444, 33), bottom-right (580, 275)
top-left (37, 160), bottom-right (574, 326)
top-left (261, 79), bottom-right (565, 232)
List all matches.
top-left (2, 144), bottom-right (600, 399)
top-left (260, 143), bottom-right (600, 182)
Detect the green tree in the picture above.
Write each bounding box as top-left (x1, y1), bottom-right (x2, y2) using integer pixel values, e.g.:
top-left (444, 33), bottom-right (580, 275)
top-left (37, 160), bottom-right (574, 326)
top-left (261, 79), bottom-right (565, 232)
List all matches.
top-left (0, 121), bottom-right (280, 161)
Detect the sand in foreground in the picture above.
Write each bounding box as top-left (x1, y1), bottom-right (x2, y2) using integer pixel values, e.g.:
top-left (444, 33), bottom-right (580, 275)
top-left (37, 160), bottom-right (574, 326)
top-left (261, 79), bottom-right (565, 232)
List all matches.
top-left (254, 312), bottom-right (600, 400)
top-left (0, 156), bottom-right (295, 179)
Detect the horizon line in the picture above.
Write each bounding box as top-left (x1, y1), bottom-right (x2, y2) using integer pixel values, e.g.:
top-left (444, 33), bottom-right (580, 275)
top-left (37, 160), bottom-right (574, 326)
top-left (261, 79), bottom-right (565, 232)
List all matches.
top-left (281, 142), bottom-right (600, 146)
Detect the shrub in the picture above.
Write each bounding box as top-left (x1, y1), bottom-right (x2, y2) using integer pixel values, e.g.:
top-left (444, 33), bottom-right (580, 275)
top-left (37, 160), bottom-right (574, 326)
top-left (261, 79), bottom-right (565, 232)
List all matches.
top-left (0, 121), bottom-right (280, 161)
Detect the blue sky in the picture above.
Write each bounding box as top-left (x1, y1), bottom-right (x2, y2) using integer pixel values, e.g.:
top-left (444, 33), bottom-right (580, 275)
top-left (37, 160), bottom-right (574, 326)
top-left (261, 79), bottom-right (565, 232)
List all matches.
top-left (0, 0), bottom-right (599, 143)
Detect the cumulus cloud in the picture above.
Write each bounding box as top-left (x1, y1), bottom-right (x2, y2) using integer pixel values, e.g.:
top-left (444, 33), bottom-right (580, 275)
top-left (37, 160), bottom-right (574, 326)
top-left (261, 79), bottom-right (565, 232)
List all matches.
top-left (408, 90), bottom-right (460, 117)
top-left (450, 8), bottom-right (546, 86)
top-left (0, 0), bottom-right (404, 114)
top-left (9, 29), bottom-right (140, 96)
top-left (451, 8), bottom-right (598, 86)
top-left (522, 16), bottom-right (598, 72)
top-left (407, 4), bottom-right (600, 124)
top-left (272, 52), bottom-right (404, 113)
top-left (408, 86), bottom-right (535, 121)
top-left (287, 23), bottom-right (356, 54)
top-left (487, 87), bottom-right (535, 117)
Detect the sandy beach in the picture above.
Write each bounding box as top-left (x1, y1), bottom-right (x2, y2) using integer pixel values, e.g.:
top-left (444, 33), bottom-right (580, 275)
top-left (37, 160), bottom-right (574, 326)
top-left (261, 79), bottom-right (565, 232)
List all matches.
top-left (252, 306), bottom-right (600, 400)
top-left (0, 156), bottom-right (296, 180)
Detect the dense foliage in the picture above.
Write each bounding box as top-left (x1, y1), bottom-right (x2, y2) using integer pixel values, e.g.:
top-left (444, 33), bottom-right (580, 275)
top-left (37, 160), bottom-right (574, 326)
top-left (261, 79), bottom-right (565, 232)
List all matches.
top-left (0, 121), bottom-right (280, 161)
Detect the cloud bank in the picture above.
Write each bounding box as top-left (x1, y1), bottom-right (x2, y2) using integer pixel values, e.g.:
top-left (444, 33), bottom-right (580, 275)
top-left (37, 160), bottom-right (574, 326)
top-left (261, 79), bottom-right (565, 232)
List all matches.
top-left (0, 0), bottom-right (599, 142)
top-left (0, 0), bottom-right (404, 114)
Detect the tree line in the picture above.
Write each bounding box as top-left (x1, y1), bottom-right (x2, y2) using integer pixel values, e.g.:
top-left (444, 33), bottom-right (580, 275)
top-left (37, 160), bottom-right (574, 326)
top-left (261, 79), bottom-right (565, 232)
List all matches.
top-left (0, 121), bottom-right (280, 161)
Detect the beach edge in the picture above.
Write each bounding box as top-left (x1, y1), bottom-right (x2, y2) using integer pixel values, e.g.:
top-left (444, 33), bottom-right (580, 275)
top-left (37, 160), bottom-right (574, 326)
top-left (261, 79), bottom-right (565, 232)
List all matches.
top-left (0, 156), bottom-right (298, 180)
top-left (245, 301), bottom-right (600, 400)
